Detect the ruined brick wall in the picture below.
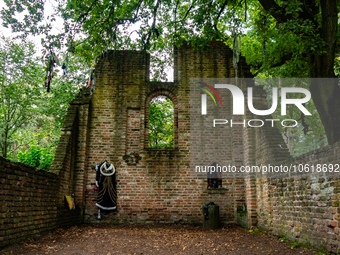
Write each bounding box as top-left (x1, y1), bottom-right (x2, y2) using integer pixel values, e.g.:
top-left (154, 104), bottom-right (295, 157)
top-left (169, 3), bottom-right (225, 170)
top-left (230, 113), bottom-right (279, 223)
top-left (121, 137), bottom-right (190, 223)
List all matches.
top-left (0, 156), bottom-right (82, 248)
top-left (0, 157), bottom-right (58, 247)
top-left (240, 83), bottom-right (340, 254)
top-left (4, 38), bottom-right (340, 253)
top-left (246, 84), bottom-right (340, 254)
top-left (48, 87), bottom-right (91, 217)
top-left (0, 92), bottom-right (89, 248)
top-left (69, 42), bottom-right (254, 225)
top-left (255, 142), bottom-right (340, 253)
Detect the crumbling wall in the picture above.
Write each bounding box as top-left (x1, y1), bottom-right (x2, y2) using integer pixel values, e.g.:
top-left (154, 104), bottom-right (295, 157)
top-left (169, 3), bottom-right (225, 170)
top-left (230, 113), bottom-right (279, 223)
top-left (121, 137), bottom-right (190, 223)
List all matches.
top-left (256, 142), bottom-right (340, 254)
top-left (76, 42), bottom-right (252, 225)
top-left (243, 83), bottom-right (340, 253)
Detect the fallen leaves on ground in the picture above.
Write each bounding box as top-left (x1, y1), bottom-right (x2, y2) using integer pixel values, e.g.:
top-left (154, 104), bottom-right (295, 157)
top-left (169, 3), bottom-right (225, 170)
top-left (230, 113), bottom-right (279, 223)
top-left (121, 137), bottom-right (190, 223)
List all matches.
top-left (1, 224), bottom-right (317, 255)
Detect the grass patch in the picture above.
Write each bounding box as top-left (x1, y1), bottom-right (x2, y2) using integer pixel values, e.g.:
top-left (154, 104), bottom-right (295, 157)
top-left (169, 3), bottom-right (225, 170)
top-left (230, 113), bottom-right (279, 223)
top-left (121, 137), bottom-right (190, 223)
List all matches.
top-left (279, 236), bottom-right (310, 250)
top-left (317, 247), bottom-right (330, 255)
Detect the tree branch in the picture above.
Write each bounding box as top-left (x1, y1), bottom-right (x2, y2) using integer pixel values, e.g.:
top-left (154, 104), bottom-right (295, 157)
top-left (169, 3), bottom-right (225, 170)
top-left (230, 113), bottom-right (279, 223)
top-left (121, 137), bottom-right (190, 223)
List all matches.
top-left (181, 0), bottom-right (197, 25)
top-left (143, 0), bottom-right (160, 50)
top-left (77, 0), bottom-right (99, 23)
top-left (174, 0), bottom-right (180, 33)
top-left (298, 0), bottom-right (318, 27)
top-left (214, 0), bottom-right (228, 31)
top-left (257, 0), bottom-right (291, 23)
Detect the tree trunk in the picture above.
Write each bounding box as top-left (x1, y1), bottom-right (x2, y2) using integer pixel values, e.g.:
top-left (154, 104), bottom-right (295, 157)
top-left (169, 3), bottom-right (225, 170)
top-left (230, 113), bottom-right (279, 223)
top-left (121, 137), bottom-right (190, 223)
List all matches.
top-left (309, 0), bottom-right (340, 145)
top-left (310, 79), bottom-right (340, 145)
top-left (259, 0), bottom-right (340, 145)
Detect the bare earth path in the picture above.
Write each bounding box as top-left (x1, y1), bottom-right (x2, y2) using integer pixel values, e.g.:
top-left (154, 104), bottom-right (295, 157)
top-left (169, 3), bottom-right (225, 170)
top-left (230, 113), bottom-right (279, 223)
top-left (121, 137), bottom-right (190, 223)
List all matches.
top-left (1, 224), bottom-right (319, 255)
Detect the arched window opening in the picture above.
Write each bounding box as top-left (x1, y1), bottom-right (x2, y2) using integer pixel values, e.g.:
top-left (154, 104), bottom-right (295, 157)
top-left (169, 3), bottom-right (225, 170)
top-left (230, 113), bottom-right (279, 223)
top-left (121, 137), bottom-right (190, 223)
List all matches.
top-left (148, 96), bottom-right (174, 148)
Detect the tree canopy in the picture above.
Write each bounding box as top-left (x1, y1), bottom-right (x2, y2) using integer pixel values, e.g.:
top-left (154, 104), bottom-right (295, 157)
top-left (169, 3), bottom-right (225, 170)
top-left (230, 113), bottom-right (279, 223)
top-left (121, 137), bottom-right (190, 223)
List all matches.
top-left (1, 0), bottom-right (340, 147)
top-left (0, 35), bottom-right (88, 169)
top-left (0, 36), bottom-right (43, 158)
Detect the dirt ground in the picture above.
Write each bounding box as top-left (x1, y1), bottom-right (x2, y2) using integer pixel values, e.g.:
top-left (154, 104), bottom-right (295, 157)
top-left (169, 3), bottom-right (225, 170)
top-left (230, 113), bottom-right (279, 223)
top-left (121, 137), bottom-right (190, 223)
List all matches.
top-left (1, 224), bottom-right (321, 255)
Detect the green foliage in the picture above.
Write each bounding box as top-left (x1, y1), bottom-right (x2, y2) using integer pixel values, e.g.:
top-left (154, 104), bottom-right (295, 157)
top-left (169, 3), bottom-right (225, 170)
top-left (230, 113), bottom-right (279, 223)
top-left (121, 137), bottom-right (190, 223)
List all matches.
top-left (239, 1), bottom-right (322, 78)
top-left (280, 236), bottom-right (290, 243)
top-left (38, 52), bottom-right (91, 136)
top-left (1, 0), bottom-right (340, 148)
top-left (239, 3), bottom-right (328, 145)
top-left (16, 144), bottom-right (55, 171)
top-left (285, 129), bottom-right (327, 157)
top-left (249, 228), bottom-right (261, 234)
top-left (0, 35), bottom-right (86, 167)
top-left (0, 1), bottom-right (338, 76)
top-left (317, 247), bottom-right (330, 255)
top-left (291, 241), bottom-right (302, 249)
top-left (148, 96), bottom-right (174, 148)
top-left (0, 36), bottom-right (44, 158)
top-left (0, 0), bottom-right (246, 80)
top-left (280, 236), bottom-right (309, 250)
top-left (0, 0), bottom-right (46, 37)
top-left (9, 133), bottom-right (55, 171)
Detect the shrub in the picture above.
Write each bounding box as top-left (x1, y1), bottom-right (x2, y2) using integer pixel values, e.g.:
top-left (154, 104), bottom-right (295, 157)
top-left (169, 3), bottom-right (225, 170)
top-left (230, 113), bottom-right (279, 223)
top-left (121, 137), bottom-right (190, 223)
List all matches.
top-left (17, 144), bottom-right (55, 171)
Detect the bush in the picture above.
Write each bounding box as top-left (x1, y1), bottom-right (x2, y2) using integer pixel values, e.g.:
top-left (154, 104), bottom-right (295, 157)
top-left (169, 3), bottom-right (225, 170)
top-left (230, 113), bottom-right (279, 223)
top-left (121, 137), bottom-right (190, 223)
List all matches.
top-left (17, 144), bottom-right (55, 171)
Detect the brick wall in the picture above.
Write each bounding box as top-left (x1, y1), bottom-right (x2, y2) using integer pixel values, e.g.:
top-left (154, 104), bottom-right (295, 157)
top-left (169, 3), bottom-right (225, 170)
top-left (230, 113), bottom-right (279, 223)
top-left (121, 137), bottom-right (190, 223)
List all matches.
top-left (0, 157), bottom-right (58, 247)
top-left (0, 90), bottom-right (88, 248)
top-left (49, 42), bottom-right (290, 229)
top-left (0, 156), bottom-right (81, 248)
top-left (238, 82), bottom-right (340, 253)
top-left (71, 42), bottom-right (254, 225)
top-left (255, 141), bottom-right (340, 253)
top-left (242, 83), bottom-right (340, 253)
